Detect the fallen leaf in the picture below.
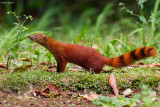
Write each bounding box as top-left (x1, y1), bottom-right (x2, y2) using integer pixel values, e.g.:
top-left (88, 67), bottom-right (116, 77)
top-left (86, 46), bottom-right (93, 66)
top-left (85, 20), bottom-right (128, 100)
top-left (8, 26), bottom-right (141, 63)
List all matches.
top-left (43, 68), bottom-right (56, 72)
top-left (41, 87), bottom-right (50, 97)
top-left (24, 88), bottom-right (41, 97)
top-left (108, 94), bottom-right (117, 98)
top-left (24, 82), bottom-right (72, 98)
top-left (47, 82), bottom-right (60, 95)
top-left (13, 65), bottom-right (33, 72)
top-left (71, 69), bottom-right (79, 72)
top-left (39, 62), bottom-right (52, 66)
top-left (0, 63), bottom-right (7, 69)
top-left (78, 92), bottom-right (98, 101)
top-left (86, 92), bottom-right (98, 101)
top-left (47, 82), bottom-right (72, 95)
top-left (138, 62), bottom-right (145, 65)
top-left (102, 69), bottom-right (114, 73)
top-left (147, 63), bottom-right (160, 68)
top-left (129, 63), bottom-right (160, 68)
top-left (19, 58), bottom-right (30, 62)
top-left (43, 64), bottom-right (57, 72)
top-left (109, 74), bottom-right (119, 98)
top-left (37, 65), bottom-right (43, 68)
top-left (23, 96), bottom-right (35, 99)
top-left (123, 88), bottom-right (133, 96)
top-left (67, 66), bottom-right (83, 71)
top-left (152, 98), bottom-right (159, 101)
top-left (77, 93), bottom-right (88, 99)
top-left (48, 64), bottom-right (56, 68)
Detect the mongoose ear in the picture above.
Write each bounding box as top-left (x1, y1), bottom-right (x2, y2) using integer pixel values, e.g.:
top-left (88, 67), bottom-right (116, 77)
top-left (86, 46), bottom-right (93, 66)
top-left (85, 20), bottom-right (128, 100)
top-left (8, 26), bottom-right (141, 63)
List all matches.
top-left (44, 36), bottom-right (48, 41)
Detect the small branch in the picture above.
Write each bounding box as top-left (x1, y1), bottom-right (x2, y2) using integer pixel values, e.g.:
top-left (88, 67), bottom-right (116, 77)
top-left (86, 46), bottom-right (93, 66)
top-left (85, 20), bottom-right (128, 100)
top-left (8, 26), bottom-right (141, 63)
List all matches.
top-left (7, 54), bottom-right (11, 70)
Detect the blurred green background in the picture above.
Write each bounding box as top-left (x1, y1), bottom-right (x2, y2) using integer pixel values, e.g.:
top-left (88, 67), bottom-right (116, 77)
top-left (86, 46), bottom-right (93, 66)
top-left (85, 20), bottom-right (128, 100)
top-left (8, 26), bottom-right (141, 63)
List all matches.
top-left (0, 0), bottom-right (159, 64)
top-left (0, 0), bottom-right (157, 34)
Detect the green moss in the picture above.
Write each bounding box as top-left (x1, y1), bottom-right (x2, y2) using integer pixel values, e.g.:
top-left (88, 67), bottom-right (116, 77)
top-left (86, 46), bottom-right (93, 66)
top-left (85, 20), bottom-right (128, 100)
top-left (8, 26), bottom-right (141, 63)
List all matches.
top-left (0, 66), bottom-right (160, 93)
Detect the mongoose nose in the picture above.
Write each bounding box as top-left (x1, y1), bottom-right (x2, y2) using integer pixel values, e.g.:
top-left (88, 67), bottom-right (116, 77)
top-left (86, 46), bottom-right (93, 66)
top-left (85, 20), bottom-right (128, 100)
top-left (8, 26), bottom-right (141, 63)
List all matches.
top-left (28, 35), bottom-right (33, 40)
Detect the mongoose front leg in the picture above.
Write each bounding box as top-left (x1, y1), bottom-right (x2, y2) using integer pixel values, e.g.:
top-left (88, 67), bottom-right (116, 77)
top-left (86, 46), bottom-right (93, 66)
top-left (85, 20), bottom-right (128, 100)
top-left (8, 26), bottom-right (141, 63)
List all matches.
top-left (94, 69), bottom-right (103, 74)
top-left (57, 61), bottom-right (67, 73)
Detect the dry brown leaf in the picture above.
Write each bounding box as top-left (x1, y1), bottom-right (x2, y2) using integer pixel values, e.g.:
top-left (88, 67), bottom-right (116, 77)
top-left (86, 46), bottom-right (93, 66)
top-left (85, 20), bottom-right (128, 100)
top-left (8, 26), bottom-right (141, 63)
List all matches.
top-left (13, 65), bottom-right (33, 72)
top-left (138, 62), bottom-right (145, 65)
top-left (147, 63), bottom-right (160, 68)
top-left (71, 69), bottom-right (79, 72)
top-left (78, 93), bottom-right (88, 99)
top-left (24, 88), bottom-right (41, 97)
top-left (129, 63), bottom-right (160, 68)
top-left (25, 82), bottom-right (72, 98)
top-left (102, 69), bottom-right (114, 73)
top-left (46, 82), bottom-right (72, 96)
top-left (108, 94), bottom-right (117, 98)
top-left (43, 68), bottom-right (56, 72)
top-left (47, 82), bottom-right (60, 95)
top-left (41, 87), bottom-right (50, 97)
top-left (60, 91), bottom-right (72, 95)
top-left (67, 66), bottom-right (83, 71)
top-left (48, 64), bottom-right (56, 68)
top-left (19, 58), bottom-right (30, 62)
top-left (23, 96), bottom-right (35, 99)
top-left (37, 65), bottom-right (43, 69)
top-left (39, 62), bottom-right (52, 66)
top-left (78, 92), bottom-right (98, 101)
top-left (109, 74), bottom-right (119, 98)
top-left (123, 88), bottom-right (133, 97)
top-left (0, 63), bottom-right (7, 69)
top-left (86, 92), bottom-right (98, 101)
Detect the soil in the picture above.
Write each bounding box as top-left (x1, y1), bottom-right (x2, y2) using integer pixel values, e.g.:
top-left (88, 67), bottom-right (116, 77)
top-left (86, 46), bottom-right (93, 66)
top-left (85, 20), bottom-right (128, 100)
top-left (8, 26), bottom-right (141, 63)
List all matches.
top-left (0, 92), bottom-right (96, 107)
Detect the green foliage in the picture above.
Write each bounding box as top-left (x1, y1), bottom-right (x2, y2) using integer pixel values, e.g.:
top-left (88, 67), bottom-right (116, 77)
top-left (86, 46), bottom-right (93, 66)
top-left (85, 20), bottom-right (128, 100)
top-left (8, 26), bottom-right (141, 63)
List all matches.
top-left (1, 1), bottom-right (159, 62)
top-left (151, 0), bottom-right (160, 45)
top-left (133, 85), bottom-right (160, 107)
top-left (75, 25), bottom-right (87, 43)
top-left (96, 3), bottom-right (114, 34)
top-left (35, 8), bottom-right (56, 30)
top-left (138, 0), bottom-right (147, 9)
top-left (4, 11), bottom-right (33, 69)
top-left (119, 0), bottom-right (160, 46)
top-left (93, 85), bottom-right (160, 107)
top-left (93, 95), bottom-right (140, 107)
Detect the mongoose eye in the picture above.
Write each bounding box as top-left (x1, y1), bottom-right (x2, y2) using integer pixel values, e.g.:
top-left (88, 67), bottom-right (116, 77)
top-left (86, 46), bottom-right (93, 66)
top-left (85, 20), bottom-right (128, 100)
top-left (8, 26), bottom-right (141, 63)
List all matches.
top-left (44, 36), bottom-right (47, 41)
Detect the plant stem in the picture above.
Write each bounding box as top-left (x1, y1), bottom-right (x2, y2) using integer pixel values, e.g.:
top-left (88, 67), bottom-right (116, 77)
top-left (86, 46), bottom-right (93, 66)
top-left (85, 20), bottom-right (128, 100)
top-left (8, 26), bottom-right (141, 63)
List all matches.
top-left (7, 54), bottom-right (11, 70)
top-left (22, 19), bottom-right (27, 26)
top-left (142, 23), bottom-right (146, 46)
top-left (151, 0), bottom-right (160, 45)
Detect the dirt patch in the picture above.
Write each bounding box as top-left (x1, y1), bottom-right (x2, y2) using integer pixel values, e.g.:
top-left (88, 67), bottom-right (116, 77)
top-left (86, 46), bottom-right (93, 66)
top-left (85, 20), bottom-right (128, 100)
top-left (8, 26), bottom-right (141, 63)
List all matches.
top-left (0, 92), bottom-right (96, 107)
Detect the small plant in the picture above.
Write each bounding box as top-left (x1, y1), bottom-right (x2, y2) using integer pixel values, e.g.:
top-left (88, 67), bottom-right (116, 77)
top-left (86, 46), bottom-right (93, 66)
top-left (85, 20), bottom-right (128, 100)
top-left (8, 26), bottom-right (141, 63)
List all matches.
top-left (133, 85), bottom-right (160, 107)
top-left (50, 92), bottom-right (56, 100)
top-left (119, 0), bottom-right (160, 46)
top-left (6, 11), bottom-right (33, 69)
top-left (93, 95), bottom-right (140, 107)
top-left (75, 25), bottom-right (101, 48)
top-left (93, 85), bottom-right (160, 107)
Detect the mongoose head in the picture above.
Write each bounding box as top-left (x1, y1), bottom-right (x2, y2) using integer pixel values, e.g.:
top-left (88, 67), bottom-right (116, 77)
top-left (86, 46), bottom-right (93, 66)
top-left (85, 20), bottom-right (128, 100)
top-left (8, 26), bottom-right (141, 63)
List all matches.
top-left (28, 33), bottom-right (48, 46)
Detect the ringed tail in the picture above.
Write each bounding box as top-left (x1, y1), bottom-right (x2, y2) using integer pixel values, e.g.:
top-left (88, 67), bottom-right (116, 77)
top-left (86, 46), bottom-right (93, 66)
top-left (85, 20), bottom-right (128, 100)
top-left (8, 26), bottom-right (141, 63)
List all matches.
top-left (105, 46), bottom-right (157, 68)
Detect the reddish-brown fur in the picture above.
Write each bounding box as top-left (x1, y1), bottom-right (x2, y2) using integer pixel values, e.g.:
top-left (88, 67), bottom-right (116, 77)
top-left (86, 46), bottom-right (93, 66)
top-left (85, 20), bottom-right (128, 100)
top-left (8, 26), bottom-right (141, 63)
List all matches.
top-left (29, 33), bottom-right (157, 73)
